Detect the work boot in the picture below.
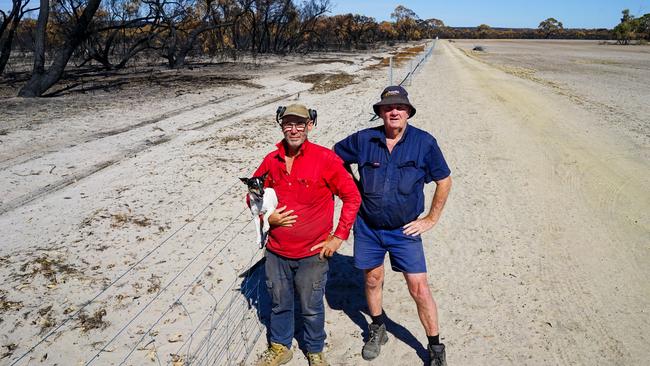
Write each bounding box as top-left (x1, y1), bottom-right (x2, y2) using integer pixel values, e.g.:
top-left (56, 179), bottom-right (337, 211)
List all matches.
top-left (428, 343), bottom-right (447, 366)
top-left (362, 323), bottom-right (388, 360)
top-left (256, 342), bottom-right (293, 366)
top-left (307, 351), bottom-right (328, 366)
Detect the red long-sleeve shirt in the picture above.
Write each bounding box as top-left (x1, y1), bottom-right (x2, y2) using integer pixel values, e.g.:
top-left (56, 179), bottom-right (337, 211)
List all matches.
top-left (253, 140), bottom-right (361, 259)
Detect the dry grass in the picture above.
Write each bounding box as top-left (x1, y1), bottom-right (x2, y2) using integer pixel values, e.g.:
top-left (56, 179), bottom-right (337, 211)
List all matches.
top-left (364, 44), bottom-right (426, 70)
top-left (78, 308), bottom-right (109, 332)
top-left (110, 211), bottom-right (152, 228)
top-left (147, 274), bottom-right (162, 294)
top-left (36, 305), bottom-right (56, 335)
top-left (0, 67), bottom-right (262, 99)
top-left (222, 134), bottom-right (248, 144)
top-left (0, 296), bottom-right (23, 312)
top-left (294, 72), bottom-right (356, 93)
top-left (1, 343), bottom-right (18, 360)
top-left (18, 256), bottom-right (78, 287)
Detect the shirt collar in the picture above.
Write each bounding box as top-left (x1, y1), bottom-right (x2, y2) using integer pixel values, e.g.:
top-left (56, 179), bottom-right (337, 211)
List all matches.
top-left (274, 139), bottom-right (311, 160)
top-left (370, 124), bottom-right (411, 146)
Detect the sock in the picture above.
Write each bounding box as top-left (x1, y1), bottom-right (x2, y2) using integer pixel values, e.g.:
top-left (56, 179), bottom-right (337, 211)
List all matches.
top-left (428, 335), bottom-right (440, 346)
top-left (370, 310), bottom-right (386, 326)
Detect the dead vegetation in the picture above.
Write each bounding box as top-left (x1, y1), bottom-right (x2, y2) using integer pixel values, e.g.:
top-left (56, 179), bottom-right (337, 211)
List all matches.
top-left (35, 305), bottom-right (56, 335)
top-left (188, 116), bottom-right (276, 149)
top-left (147, 274), bottom-right (162, 293)
top-left (0, 66), bottom-right (262, 99)
top-left (1, 343), bottom-right (17, 360)
top-left (80, 208), bottom-right (154, 230)
top-left (221, 134), bottom-right (249, 144)
top-left (294, 72), bottom-right (356, 93)
top-left (110, 211), bottom-right (152, 228)
top-left (364, 45), bottom-right (424, 70)
top-left (364, 45), bottom-right (426, 70)
top-left (0, 296), bottom-right (23, 312)
top-left (78, 308), bottom-right (109, 332)
top-left (306, 58), bottom-right (355, 65)
top-left (18, 256), bottom-right (78, 287)
top-left (0, 64), bottom-right (266, 134)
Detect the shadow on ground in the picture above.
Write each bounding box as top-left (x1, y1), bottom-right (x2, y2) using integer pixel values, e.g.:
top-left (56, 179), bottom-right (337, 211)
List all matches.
top-left (326, 253), bottom-right (429, 363)
top-left (241, 252), bottom-right (428, 363)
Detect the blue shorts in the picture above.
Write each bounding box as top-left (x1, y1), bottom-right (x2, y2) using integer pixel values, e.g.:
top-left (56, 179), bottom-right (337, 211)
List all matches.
top-left (353, 215), bottom-right (427, 273)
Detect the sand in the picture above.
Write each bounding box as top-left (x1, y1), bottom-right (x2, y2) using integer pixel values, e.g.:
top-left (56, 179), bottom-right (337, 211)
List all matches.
top-left (0, 39), bottom-right (648, 365)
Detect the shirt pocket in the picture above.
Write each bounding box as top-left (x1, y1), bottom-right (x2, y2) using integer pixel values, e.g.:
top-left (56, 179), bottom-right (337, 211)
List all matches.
top-left (359, 161), bottom-right (384, 194)
top-left (295, 178), bottom-right (323, 205)
top-left (397, 160), bottom-right (425, 195)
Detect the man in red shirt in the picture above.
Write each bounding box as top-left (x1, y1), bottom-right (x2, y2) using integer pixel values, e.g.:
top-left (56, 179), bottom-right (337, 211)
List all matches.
top-left (253, 104), bottom-right (360, 366)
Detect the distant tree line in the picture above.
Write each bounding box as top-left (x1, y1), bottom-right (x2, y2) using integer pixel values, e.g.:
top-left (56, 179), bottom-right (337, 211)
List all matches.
top-left (1, 2), bottom-right (648, 97)
top-left (612, 9), bottom-right (650, 44)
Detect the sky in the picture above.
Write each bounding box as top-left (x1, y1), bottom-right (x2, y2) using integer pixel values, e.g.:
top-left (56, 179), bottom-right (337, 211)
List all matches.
top-left (0, 0), bottom-right (648, 29)
top-left (329, 0), bottom-right (649, 29)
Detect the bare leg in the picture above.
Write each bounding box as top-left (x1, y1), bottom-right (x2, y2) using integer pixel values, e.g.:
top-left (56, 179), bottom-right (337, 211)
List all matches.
top-left (403, 273), bottom-right (439, 336)
top-left (364, 265), bottom-right (385, 316)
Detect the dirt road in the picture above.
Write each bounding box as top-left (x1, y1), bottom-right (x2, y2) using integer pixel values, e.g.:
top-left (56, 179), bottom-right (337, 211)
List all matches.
top-left (299, 41), bottom-right (650, 365)
top-left (415, 40), bottom-right (649, 365)
top-left (316, 41), bottom-right (649, 365)
top-left (1, 40), bottom-right (648, 366)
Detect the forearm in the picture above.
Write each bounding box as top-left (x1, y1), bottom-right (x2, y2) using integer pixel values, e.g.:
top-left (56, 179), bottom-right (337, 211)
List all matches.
top-left (425, 176), bottom-right (452, 224)
top-left (330, 160), bottom-right (362, 240)
top-left (333, 193), bottom-right (361, 240)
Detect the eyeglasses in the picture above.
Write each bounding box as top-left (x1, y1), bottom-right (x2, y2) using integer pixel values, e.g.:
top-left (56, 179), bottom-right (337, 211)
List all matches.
top-left (281, 122), bottom-right (307, 132)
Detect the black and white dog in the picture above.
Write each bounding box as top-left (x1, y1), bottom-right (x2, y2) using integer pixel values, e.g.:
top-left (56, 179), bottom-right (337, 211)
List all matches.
top-left (240, 172), bottom-right (278, 247)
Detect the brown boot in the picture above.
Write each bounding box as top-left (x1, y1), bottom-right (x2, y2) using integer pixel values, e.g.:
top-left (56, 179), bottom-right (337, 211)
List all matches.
top-left (307, 351), bottom-right (328, 366)
top-left (256, 342), bottom-right (293, 366)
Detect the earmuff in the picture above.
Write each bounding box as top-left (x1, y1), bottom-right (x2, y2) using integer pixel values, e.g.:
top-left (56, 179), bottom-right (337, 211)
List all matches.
top-left (275, 106), bottom-right (318, 126)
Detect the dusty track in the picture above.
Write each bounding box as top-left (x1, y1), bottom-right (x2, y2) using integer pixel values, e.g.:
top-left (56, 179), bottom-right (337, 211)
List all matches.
top-left (323, 41), bottom-right (648, 365)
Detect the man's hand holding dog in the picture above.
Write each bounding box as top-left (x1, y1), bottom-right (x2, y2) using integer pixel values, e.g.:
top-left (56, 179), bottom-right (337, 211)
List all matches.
top-left (268, 205), bottom-right (297, 227)
top-left (311, 235), bottom-right (343, 259)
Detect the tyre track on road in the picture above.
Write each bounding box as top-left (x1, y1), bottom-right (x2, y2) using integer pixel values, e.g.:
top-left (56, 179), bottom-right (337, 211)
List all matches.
top-left (441, 40), bottom-right (649, 365)
top-left (0, 88), bottom-right (304, 215)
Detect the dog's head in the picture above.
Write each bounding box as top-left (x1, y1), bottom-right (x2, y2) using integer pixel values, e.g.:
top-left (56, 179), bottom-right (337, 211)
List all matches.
top-left (240, 172), bottom-right (268, 199)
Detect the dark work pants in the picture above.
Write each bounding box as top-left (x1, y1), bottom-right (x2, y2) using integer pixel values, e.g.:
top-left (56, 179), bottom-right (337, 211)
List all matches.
top-left (264, 249), bottom-right (329, 353)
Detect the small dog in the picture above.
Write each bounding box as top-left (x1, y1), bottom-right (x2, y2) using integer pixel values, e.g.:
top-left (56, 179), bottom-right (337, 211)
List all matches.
top-left (240, 172), bottom-right (277, 247)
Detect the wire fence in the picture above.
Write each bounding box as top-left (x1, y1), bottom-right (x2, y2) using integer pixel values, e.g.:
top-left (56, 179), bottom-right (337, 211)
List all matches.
top-left (9, 41), bottom-right (438, 366)
top-left (389, 38), bottom-right (437, 87)
top-left (370, 38), bottom-right (437, 121)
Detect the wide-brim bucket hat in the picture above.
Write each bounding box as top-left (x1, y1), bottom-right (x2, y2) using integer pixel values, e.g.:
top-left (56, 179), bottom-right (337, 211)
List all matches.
top-left (372, 85), bottom-right (416, 118)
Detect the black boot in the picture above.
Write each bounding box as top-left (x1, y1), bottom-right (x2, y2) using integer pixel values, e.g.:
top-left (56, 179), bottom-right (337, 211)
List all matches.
top-left (428, 343), bottom-right (446, 366)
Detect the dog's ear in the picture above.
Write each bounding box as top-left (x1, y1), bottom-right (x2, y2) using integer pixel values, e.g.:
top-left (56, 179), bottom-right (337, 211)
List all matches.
top-left (239, 177), bottom-right (249, 184)
top-left (261, 172), bottom-right (268, 182)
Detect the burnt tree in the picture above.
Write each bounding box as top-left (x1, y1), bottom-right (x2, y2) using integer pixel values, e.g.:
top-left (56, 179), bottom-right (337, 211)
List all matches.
top-left (0, 0), bottom-right (36, 74)
top-left (18, 0), bottom-right (102, 97)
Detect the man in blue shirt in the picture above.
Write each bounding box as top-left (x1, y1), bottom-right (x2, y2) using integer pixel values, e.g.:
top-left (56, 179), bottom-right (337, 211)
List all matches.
top-left (334, 85), bottom-right (452, 366)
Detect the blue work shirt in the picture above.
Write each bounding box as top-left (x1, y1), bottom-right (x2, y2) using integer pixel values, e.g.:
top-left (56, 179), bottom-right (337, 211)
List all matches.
top-left (334, 124), bottom-right (450, 229)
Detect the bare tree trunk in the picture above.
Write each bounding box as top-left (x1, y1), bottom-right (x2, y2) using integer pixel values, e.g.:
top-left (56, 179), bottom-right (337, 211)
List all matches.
top-left (0, 5), bottom-right (19, 74)
top-left (0, 0), bottom-right (29, 75)
top-left (21, 0), bottom-right (48, 84)
top-left (18, 0), bottom-right (101, 97)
